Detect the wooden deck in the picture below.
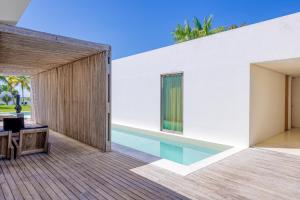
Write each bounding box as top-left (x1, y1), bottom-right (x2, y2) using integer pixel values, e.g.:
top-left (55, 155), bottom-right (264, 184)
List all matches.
top-left (0, 131), bottom-right (300, 200)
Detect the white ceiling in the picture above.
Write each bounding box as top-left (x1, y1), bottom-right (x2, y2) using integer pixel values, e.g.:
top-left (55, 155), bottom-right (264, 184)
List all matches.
top-left (255, 57), bottom-right (300, 77)
top-left (0, 0), bottom-right (30, 25)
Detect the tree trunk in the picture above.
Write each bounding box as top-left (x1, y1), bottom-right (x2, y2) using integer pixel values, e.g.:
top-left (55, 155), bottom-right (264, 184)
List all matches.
top-left (22, 86), bottom-right (24, 104)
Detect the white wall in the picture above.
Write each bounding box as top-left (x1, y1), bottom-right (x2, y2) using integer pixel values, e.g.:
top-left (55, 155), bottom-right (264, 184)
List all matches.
top-left (113, 12), bottom-right (300, 147)
top-left (292, 77), bottom-right (300, 127)
top-left (250, 65), bottom-right (285, 146)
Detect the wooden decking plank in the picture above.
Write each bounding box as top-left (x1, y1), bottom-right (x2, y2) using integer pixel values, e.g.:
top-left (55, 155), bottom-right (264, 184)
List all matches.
top-left (0, 163), bottom-right (14, 200)
top-left (97, 152), bottom-right (191, 200)
top-left (68, 151), bottom-right (181, 200)
top-left (189, 150), bottom-right (300, 199)
top-left (49, 146), bottom-right (136, 200)
top-left (5, 160), bottom-right (33, 200)
top-left (27, 154), bottom-right (78, 200)
top-left (51, 137), bottom-right (183, 200)
top-left (14, 158), bottom-right (51, 200)
top-left (37, 152), bottom-right (110, 200)
top-left (50, 145), bottom-right (153, 200)
top-left (30, 154), bottom-right (81, 200)
top-left (77, 167), bottom-right (146, 200)
top-left (57, 139), bottom-right (201, 200)
top-left (50, 140), bottom-right (169, 200)
top-left (194, 169), bottom-right (280, 200)
top-left (49, 138), bottom-right (142, 199)
top-left (61, 139), bottom-right (193, 200)
top-left (33, 154), bottom-right (92, 200)
top-left (10, 159), bottom-right (42, 200)
top-left (36, 155), bottom-right (100, 200)
top-left (0, 186), bottom-right (5, 200)
top-left (111, 148), bottom-right (290, 198)
top-left (130, 163), bottom-right (208, 200)
top-left (112, 151), bottom-right (224, 199)
top-left (19, 156), bottom-right (60, 199)
top-left (1, 160), bottom-right (24, 200)
top-left (22, 155), bottom-right (67, 199)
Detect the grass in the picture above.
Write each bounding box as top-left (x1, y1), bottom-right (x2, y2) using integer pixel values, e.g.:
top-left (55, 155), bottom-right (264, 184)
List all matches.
top-left (0, 104), bottom-right (31, 113)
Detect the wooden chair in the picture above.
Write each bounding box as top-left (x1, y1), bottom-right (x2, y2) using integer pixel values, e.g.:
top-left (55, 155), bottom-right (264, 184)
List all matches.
top-left (3, 117), bottom-right (23, 159)
top-left (3, 117), bottom-right (50, 158)
top-left (15, 126), bottom-right (50, 158)
top-left (0, 130), bottom-right (13, 159)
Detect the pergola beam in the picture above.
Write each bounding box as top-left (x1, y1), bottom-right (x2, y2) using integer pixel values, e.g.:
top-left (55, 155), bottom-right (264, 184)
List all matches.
top-left (0, 23), bottom-right (110, 75)
top-left (0, 23), bottom-right (109, 51)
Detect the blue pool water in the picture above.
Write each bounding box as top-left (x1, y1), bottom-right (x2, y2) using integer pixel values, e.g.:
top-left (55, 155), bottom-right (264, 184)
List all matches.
top-left (10, 112), bottom-right (31, 118)
top-left (112, 127), bottom-right (223, 165)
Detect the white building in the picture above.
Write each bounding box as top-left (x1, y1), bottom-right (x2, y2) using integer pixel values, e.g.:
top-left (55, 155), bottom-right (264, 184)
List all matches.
top-left (0, 0), bottom-right (30, 25)
top-left (112, 12), bottom-right (300, 148)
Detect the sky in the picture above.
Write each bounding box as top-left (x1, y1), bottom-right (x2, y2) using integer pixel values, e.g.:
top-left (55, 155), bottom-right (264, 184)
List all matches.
top-left (18, 0), bottom-right (300, 59)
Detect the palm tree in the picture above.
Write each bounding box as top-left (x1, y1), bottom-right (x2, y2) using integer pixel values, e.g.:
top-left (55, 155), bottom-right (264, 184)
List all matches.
top-left (15, 76), bottom-right (30, 104)
top-left (0, 84), bottom-right (9, 94)
top-left (0, 75), bottom-right (8, 94)
top-left (173, 20), bottom-right (193, 43)
top-left (6, 76), bottom-right (19, 104)
top-left (6, 76), bottom-right (18, 92)
top-left (1, 92), bottom-right (12, 105)
top-left (172, 16), bottom-right (245, 43)
top-left (202, 15), bottom-right (213, 36)
top-left (0, 75), bottom-right (7, 84)
top-left (172, 15), bottom-right (215, 43)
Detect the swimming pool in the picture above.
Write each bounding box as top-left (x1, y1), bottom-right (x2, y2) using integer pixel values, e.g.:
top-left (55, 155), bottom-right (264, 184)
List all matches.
top-left (10, 112), bottom-right (31, 118)
top-left (112, 125), bottom-right (230, 165)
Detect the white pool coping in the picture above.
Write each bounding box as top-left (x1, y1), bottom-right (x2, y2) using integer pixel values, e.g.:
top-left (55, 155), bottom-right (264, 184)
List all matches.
top-left (112, 123), bottom-right (244, 176)
top-left (149, 147), bottom-right (242, 175)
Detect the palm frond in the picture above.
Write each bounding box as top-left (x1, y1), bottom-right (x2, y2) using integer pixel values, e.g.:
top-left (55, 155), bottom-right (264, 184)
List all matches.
top-left (193, 17), bottom-right (202, 31)
top-left (203, 15), bottom-right (213, 35)
top-left (172, 24), bottom-right (187, 43)
top-left (172, 14), bottom-right (244, 43)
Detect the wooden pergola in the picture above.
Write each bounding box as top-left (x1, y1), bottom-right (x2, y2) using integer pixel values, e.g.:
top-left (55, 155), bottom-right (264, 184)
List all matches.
top-left (0, 23), bottom-right (111, 151)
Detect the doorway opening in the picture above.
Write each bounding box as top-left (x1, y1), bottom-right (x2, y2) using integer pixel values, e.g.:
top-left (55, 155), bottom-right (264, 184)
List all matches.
top-left (250, 57), bottom-right (300, 155)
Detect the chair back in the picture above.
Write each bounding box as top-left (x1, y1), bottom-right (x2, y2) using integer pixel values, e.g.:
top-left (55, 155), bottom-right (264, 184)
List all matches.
top-left (3, 117), bottom-right (24, 133)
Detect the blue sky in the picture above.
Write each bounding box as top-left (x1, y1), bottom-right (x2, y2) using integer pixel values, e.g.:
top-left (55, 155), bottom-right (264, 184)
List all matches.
top-left (18, 0), bottom-right (300, 59)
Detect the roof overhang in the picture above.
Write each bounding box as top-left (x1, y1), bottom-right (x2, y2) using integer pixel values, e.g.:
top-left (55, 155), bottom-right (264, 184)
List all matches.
top-left (0, 0), bottom-right (31, 25)
top-left (0, 23), bottom-right (111, 76)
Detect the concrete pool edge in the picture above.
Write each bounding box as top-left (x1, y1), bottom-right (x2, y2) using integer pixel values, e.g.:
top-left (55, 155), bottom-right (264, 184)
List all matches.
top-left (112, 123), bottom-right (244, 176)
top-left (149, 147), bottom-right (243, 175)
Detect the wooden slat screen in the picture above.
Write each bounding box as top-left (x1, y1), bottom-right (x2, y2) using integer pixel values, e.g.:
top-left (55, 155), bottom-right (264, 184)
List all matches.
top-left (31, 52), bottom-right (110, 151)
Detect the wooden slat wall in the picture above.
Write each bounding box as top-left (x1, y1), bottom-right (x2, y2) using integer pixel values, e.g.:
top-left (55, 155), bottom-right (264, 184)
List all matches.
top-left (31, 52), bottom-right (111, 151)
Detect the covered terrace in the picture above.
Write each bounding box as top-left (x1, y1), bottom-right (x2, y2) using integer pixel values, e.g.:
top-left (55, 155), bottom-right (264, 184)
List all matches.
top-left (0, 23), bottom-right (111, 152)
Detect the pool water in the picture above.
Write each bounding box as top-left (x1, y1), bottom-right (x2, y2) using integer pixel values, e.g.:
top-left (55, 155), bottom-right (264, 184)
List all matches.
top-left (112, 127), bottom-right (223, 165)
top-left (9, 112), bottom-right (31, 118)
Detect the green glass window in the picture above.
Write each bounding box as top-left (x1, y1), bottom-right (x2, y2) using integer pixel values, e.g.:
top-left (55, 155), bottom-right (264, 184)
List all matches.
top-left (161, 73), bottom-right (183, 133)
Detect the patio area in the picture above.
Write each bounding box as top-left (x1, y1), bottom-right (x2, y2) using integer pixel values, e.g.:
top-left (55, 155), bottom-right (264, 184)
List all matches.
top-left (0, 131), bottom-right (299, 200)
top-left (0, 23), bottom-right (111, 156)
